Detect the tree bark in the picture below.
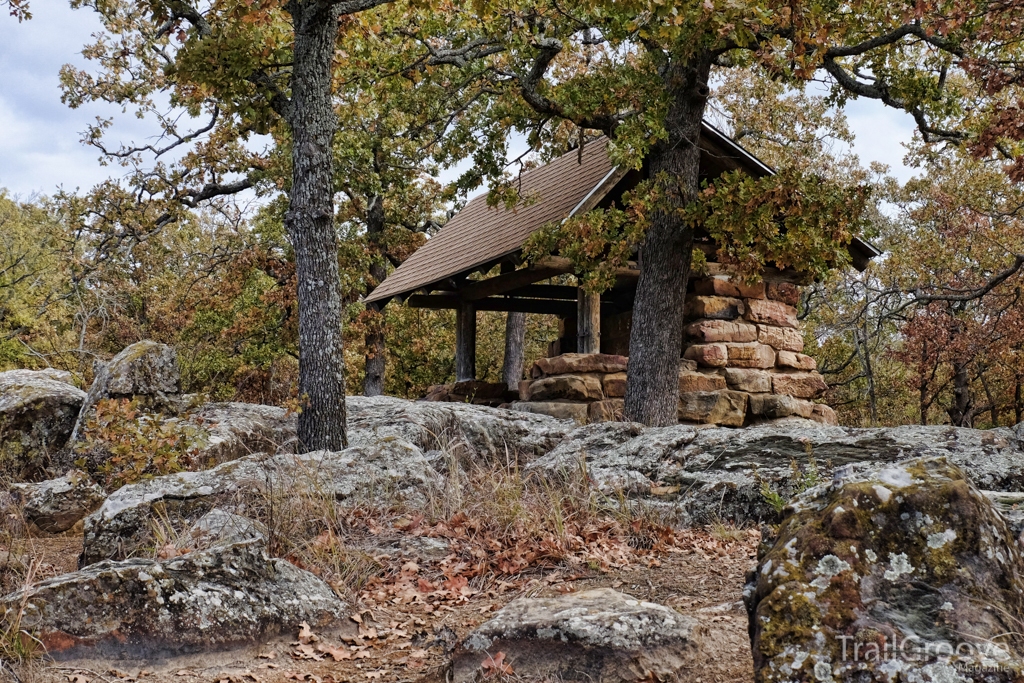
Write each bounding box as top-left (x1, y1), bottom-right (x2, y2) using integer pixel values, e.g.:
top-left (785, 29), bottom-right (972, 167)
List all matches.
top-left (455, 302), bottom-right (477, 382)
top-left (623, 58), bottom-right (711, 426)
top-left (285, 1), bottom-right (348, 451)
top-left (363, 194), bottom-right (387, 397)
top-left (947, 361), bottom-right (973, 427)
top-left (502, 311), bottom-right (526, 391)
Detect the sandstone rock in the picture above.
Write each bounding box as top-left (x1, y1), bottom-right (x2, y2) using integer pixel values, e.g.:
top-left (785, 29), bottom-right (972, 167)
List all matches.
top-left (679, 371), bottom-right (727, 393)
top-left (685, 319), bottom-right (758, 343)
top-left (772, 371), bottom-right (828, 398)
top-left (11, 469), bottom-right (106, 533)
top-left (2, 538), bottom-right (347, 659)
top-left (756, 325), bottom-right (804, 352)
top-left (745, 457), bottom-right (1024, 681)
top-left (726, 343), bottom-right (776, 369)
top-left (531, 353), bottom-right (628, 378)
top-left (185, 402), bottom-right (297, 465)
top-left (678, 390), bottom-right (747, 427)
top-left (687, 295), bottom-right (744, 320)
top-left (528, 421), bottom-right (1024, 526)
top-left (70, 341), bottom-right (181, 443)
top-left (766, 281), bottom-right (801, 305)
top-left (683, 343), bottom-right (728, 368)
top-left (527, 374), bottom-right (604, 401)
top-left (776, 349), bottom-right (817, 371)
top-left (589, 399), bottom-right (625, 423)
top-left (509, 401), bottom-right (588, 423)
top-left (452, 588), bottom-right (703, 683)
top-left (693, 277), bottom-right (766, 300)
top-left (602, 372), bottom-right (627, 398)
top-left (679, 359), bottom-right (698, 372)
top-left (80, 438), bottom-right (441, 565)
top-left (347, 396), bottom-right (571, 461)
top-left (744, 299), bottom-right (798, 328)
top-left (811, 403), bottom-right (839, 426)
top-left (0, 369), bottom-right (86, 478)
top-left (748, 393), bottom-right (815, 419)
top-left (723, 368), bottom-right (771, 393)
top-left (183, 508), bottom-right (267, 550)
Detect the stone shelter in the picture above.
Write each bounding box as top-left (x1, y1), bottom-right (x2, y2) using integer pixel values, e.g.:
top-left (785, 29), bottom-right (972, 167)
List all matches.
top-left (365, 123), bottom-right (879, 426)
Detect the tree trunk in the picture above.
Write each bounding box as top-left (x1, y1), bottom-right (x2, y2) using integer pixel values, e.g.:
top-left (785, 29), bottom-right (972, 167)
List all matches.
top-left (947, 361), bottom-right (973, 427)
top-left (363, 194), bottom-right (387, 397)
top-left (285, 1), bottom-right (348, 451)
top-left (502, 311), bottom-right (526, 391)
top-left (623, 59), bottom-right (711, 426)
top-left (1015, 374), bottom-right (1022, 425)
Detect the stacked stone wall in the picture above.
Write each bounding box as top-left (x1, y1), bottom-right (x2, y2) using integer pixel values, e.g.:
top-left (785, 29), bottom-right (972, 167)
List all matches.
top-left (510, 276), bottom-right (838, 426)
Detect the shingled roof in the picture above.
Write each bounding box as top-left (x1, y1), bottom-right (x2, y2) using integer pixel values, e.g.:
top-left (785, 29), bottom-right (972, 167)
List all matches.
top-left (366, 123), bottom-right (876, 304)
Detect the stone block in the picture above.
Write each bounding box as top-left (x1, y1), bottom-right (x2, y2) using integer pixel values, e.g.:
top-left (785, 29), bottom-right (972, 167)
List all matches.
top-left (603, 372), bottom-right (627, 398)
top-left (685, 319), bottom-right (758, 343)
top-left (518, 379), bottom-right (532, 401)
top-left (679, 370), bottom-right (727, 393)
top-left (723, 368), bottom-right (771, 393)
top-left (680, 358), bottom-right (698, 372)
top-left (510, 401), bottom-right (589, 422)
top-left (588, 399), bottom-right (625, 423)
top-left (771, 371), bottom-right (828, 399)
top-left (777, 350), bottom-right (817, 371)
top-left (683, 343), bottom-right (729, 368)
top-left (531, 353), bottom-right (628, 378)
top-left (678, 390), bottom-right (747, 427)
top-left (725, 343), bottom-right (776, 369)
top-left (693, 277), bottom-right (766, 299)
top-left (527, 375), bottom-right (604, 401)
top-left (810, 403), bottom-right (839, 425)
top-left (744, 299), bottom-right (798, 328)
top-left (748, 393), bottom-right (815, 419)
top-left (766, 281), bottom-right (801, 306)
top-left (687, 296), bottom-right (744, 320)
top-left (757, 325), bottom-right (804, 352)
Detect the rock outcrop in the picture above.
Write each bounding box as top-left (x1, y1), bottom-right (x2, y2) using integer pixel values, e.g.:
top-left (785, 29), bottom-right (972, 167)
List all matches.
top-left (1, 538), bottom-right (347, 659)
top-left (0, 368), bottom-right (85, 478)
top-left (745, 456), bottom-right (1024, 682)
top-left (452, 588), bottom-right (703, 683)
top-left (347, 395), bottom-right (570, 463)
top-left (70, 340), bottom-right (181, 443)
top-left (11, 469), bottom-right (106, 533)
top-left (185, 402), bottom-right (297, 465)
top-left (80, 438), bottom-right (440, 565)
top-left (527, 420), bottom-right (1024, 525)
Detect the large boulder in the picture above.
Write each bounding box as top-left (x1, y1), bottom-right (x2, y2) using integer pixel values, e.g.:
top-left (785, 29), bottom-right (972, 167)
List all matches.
top-left (1, 538), bottom-right (346, 659)
top-left (452, 588), bottom-right (703, 683)
top-left (80, 438), bottom-right (440, 565)
top-left (347, 396), bottom-right (571, 462)
top-left (527, 421), bottom-right (1024, 526)
top-left (745, 456), bottom-right (1024, 681)
top-left (0, 369), bottom-right (86, 478)
top-left (11, 469), bottom-right (106, 533)
top-left (185, 401), bottom-right (297, 465)
top-left (70, 340), bottom-right (181, 443)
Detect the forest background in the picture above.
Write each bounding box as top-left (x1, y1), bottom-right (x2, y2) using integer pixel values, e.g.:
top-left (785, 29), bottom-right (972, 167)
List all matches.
top-left (3, 0), bottom-right (1024, 430)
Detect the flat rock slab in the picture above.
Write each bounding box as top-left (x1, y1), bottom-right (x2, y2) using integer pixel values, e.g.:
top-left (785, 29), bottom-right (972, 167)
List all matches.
top-left (452, 588), bottom-right (703, 682)
top-left (11, 469), bottom-right (106, 533)
top-left (1, 539), bottom-right (347, 659)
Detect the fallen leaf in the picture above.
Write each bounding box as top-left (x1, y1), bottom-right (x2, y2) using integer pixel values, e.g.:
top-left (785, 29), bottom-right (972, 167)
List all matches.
top-left (481, 651), bottom-right (514, 677)
top-left (297, 622), bottom-right (318, 645)
top-left (256, 651), bottom-right (276, 660)
top-left (316, 643), bottom-right (352, 662)
top-left (650, 485), bottom-right (681, 496)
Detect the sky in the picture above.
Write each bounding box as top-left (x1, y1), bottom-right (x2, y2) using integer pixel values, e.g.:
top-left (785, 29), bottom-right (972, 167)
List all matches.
top-left (0, 4), bottom-right (923, 201)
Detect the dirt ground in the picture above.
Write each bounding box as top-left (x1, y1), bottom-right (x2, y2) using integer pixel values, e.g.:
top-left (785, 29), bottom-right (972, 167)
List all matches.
top-left (7, 527), bottom-right (758, 683)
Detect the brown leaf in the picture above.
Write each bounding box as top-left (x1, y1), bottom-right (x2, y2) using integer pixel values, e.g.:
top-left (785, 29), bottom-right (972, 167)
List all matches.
top-left (315, 643), bottom-right (352, 662)
top-left (297, 622), bottom-right (318, 645)
top-left (650, 485), bottom-right (681, 496)
top-left (481, 651), bottom-right (514, 676)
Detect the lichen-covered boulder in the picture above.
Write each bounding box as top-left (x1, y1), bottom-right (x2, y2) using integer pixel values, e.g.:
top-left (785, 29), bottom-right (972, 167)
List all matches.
top-left (70, 341), bottom-right (181, 443)
top-left (11, 469), bottom-right (106, 533)
top-left (452, 588), bottom-right (703, 682)
top-left (182, 508), bottom-right (267, 550)
top-left (347, 395), bottom-right (571, 462)
top-left (185, 401), bottom-right (297, 464)
top-left (744, 456), bottom-right (1024, 682)
top-left (1, 538), bottom-right (347, 659)
top-left (79, 438), bottom-right (440, 565)
top-left (0, 369), bottom-right (86, 478)
top-left (527, 421), bottom-right (1024, 526)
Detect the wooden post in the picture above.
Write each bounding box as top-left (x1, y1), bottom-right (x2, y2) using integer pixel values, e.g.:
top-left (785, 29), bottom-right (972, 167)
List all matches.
top-left (577, 288), bottom-right (601, 354)
top-left (455, 302), bottom-right (477, 381)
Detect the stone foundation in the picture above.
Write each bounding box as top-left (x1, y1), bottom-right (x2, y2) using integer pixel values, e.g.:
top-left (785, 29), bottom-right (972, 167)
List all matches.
top-left (510, 277), bottom-right (837, 427)
top-left (422, 381), bottom-right (519, 408)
